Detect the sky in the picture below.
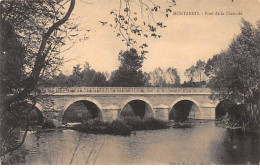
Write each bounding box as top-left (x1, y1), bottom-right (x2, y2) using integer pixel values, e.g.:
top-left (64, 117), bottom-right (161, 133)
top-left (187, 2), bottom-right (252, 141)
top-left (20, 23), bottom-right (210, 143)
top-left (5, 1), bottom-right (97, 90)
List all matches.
top-left (60, 0), bottom-right (260, 82)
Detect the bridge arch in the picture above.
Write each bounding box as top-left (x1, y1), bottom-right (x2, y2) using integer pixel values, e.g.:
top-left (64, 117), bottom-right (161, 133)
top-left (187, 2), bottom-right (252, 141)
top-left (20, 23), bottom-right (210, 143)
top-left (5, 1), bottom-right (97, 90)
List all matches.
top-left (170, 97), bottom-right (202, 112)
top-left (119, 97), bottom-right (155, 119)
top-left (215, 99), bottom-right (236, 120)
top-left (63, 98), bottom-right (104, 122)
top-left (31, 104), bottom-right (44, 125)
top-left (16, 102), bottom-right (44, 125)
top-left (169, 97), bottom-right (201, 121)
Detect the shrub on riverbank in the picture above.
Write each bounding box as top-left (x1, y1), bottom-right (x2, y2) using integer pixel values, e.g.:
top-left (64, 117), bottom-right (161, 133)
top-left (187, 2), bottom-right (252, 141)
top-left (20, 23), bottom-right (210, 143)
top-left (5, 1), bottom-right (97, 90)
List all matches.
top-left (217, 113), bottom-right (259, 135)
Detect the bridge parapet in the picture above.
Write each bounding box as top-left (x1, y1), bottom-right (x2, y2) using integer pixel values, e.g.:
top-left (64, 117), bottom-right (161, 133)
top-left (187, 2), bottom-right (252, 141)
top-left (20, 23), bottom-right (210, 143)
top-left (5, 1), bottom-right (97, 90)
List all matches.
top-left (40, 87), bottom-right (212, 95)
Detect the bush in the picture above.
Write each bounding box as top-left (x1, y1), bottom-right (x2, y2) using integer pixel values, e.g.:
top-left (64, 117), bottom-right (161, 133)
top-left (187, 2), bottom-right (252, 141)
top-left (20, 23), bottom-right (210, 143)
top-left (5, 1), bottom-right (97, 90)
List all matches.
top-left (124, 118), bottom-right (169, 131)
top-left (75, 118), bottom-right (169, 136)
top-left (77, 120), bottom-right (131, 136)
top-left (42, 120), bottom-right (56, 129)
top-left (105, 120), bottom-right (132, 136)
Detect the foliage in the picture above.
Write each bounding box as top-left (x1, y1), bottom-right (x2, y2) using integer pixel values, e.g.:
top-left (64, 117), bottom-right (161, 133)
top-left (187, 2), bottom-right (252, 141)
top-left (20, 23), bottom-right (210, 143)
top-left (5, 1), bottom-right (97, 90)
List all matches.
top-left (44, 63), bottom-right (182, 87)
top-left (123, 118), bottom-right (169, 130)
top-left (42, 73), bottom-right (70, 87)
top-left (0, 20), bottom-right (26, 96)
top-left (76, 118), bottom-right (169, 136)
top-left (77, 120), bottom-right (132, 136)
top-left (43, 62), bottom-right (108, 87)
top-left (110, 48), bottom-right (145, 86)
top-left (206, 19), bottom-right (260, 132)
top-left (106, 0), bottom-right (176, 51)
top-left (0, 0), bottom-right (76, 155)
top-left (206, 19), bottom-right (259, 104)
top-left (184, 60), bottom-right (208, 84)
top-left (42, 120), bottom-right (56, 129)
top-left (146, 67), bottom-right (180, 86)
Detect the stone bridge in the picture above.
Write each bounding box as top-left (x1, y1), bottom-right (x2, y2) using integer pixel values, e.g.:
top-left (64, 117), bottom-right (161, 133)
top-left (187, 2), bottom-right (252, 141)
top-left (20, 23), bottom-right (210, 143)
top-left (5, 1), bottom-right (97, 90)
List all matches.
top-left (34, 87), bottom-right (221, 127)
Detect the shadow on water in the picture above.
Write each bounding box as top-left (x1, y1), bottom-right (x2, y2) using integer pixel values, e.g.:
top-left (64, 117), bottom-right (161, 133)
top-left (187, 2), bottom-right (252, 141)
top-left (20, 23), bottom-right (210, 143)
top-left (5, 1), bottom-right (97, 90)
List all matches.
top-left (212, 128), bottom-right (260, 165)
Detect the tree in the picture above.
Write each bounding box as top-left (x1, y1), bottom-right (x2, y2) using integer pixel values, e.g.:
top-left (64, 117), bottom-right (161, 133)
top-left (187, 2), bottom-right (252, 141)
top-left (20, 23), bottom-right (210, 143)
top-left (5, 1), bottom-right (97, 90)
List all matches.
top-left (74, 64), bottom-right (107, 87)
top-left (42, 62), bottom-right (108, 87)
top-left (79, 66), bottom-right (95, 86)
top-left (184, 65), bottom-right (196, 82)
top-left (42, 73), bottom-right (69, 87)
top-left (165, 68), bottom-right (181, 86)
top-left (0, 20), bottom-right (26, 97)
top-left (148, 68), bottom-right (166, 86)
top-left (195, 60), bottom-right (207, 83)
top-left (1, 0), bottom-right (76, 155)
top-left (206, 19), bottom-right (260, 132)
top-left (70, 64), bottom-right (83, 86)
top-left (147, 67), bottom-right (180, 87)
top-left (205, 52), bottom-right (225, 78)
top-left (184, 60), bottom-right (208, 87)
top-left (91, 72), bottom-right (107, 87)
top-left (143, 72), bottom-right (151, 86)
top-left (110, 48), bottom-right (145, 86)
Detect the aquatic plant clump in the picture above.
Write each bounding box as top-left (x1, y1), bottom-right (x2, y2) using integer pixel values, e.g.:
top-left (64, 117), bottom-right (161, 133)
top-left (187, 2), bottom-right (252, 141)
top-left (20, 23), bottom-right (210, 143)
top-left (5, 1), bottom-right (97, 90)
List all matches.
top-left (123, 118), bottom-right (170, 131)
top-left (76, 120), bottom-right (132, 136)
top-left (74, 118), bottom-right (170, 136)
top-left (42, 120), bottom-right (56, 129)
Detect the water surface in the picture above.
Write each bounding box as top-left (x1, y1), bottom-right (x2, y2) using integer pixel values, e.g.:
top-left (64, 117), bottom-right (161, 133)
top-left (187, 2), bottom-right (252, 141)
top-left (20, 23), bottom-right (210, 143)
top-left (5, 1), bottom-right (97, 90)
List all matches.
top-left (3, 120), bottom-right (260, 165)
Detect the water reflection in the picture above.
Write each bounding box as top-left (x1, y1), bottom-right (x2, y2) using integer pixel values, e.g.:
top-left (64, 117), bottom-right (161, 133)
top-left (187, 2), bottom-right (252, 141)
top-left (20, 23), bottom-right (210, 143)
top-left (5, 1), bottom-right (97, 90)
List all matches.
top-left (212, 129), bottom-right (260, 164)
top-left (2, 121), bottom-right (260, 165)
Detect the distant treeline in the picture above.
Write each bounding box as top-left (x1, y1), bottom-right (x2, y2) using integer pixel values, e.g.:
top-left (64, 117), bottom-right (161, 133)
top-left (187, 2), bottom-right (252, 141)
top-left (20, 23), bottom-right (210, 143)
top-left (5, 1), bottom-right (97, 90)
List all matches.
top-left (42, 49), bottom-right (209, 87)
top-left (42, 64), bottom-right (184, 87)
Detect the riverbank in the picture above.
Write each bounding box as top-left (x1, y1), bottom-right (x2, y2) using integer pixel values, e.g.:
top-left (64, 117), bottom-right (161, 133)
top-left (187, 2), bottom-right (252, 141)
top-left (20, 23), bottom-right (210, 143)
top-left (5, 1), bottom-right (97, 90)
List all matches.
top-left (215, 114), bottom-right (260, 136)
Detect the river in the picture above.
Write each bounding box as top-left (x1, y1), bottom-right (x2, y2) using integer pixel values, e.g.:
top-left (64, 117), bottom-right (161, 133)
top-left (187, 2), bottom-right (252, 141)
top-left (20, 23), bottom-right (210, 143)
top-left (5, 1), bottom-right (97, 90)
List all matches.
top-left (2, 120), bottom-right (260, 165)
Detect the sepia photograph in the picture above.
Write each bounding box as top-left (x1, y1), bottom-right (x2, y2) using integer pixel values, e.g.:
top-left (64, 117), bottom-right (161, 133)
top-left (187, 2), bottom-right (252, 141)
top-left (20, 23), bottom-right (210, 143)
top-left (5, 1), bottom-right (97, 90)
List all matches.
top-left (0, 0), bottom-right (260, 165)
